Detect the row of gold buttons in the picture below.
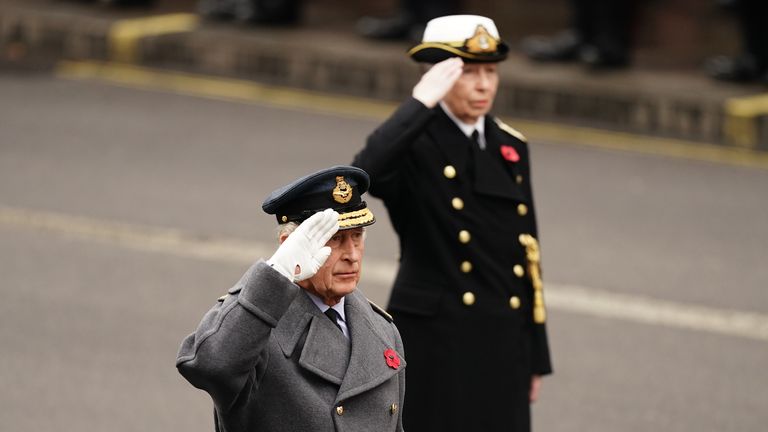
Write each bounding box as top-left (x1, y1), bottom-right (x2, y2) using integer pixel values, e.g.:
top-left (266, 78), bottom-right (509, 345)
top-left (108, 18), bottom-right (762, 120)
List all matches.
top-left (445, 164), bottom-right (527, 279)
top-left (445, 166), bottom-right (474, 276)
top-left (335, 404), bottom-right (399, 416)
top-left (461, 291), bottom-right (521, 309)
top-left (446, 165), bottom-right (524, 184)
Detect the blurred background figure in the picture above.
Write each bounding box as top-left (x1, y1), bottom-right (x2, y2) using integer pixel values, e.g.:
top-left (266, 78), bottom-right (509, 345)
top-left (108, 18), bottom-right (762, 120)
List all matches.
top-left (520, 0), bottom-right (635, 69)
top-left (704, 0), bottom-right (768, 83)
top-left (197, 0), bottom-right (301, 25)
top-left (82, 0), bottom-right (155, 6)
top-left (356, 0), bottom-right (459, 41)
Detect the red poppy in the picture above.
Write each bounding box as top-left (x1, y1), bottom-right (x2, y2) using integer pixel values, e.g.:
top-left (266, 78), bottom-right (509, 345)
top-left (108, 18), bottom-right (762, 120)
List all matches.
top-left (384, 349), bottom-right (400, 369)
top-left (500, 145), bottom-right (520, 162)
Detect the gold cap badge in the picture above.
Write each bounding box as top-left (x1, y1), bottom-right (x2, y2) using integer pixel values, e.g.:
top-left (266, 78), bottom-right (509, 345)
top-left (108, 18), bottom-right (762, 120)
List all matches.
top-left (332, 176), bottom-right (353, 203)
top-left (466, 25), bottom-right (498, 54)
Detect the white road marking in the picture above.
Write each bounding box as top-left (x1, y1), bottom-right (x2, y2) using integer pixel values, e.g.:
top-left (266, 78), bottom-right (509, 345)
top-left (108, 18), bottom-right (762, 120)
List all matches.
top-left (546, 284), bottom-right (768, 341)
top-left (2, 205), bottom-right (767, 342)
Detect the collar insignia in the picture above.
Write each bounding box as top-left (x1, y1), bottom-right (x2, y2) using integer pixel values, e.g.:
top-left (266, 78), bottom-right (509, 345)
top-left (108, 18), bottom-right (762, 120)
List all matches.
top-left (332, 176), bottom-right (353, 203)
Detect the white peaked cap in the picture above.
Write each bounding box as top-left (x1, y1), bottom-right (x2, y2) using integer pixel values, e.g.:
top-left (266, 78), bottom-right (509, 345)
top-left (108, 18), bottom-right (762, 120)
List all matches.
top-left (408, 14), bottom-right (508, 63)
top-left (421, 15), bottom-right (501, 42)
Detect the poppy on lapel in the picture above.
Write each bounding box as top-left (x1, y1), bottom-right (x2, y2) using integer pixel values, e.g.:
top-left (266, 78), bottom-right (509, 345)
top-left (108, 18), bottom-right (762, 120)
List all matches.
top-left (500, 145), bottom-right (520, 162)
top-left (384, 349), bottom-right (400, 369)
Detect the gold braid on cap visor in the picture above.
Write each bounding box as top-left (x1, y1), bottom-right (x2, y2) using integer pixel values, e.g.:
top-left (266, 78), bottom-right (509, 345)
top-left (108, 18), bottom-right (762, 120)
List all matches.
top-left (338, 207), bottom-right (375, 228)
top-left (408, 41), bottom-right (501, 60)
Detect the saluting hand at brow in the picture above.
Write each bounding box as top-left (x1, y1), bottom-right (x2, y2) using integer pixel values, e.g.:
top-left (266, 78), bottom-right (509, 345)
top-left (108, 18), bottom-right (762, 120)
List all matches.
top-left (412, 57), bottom-right (464, 108)
top-left (268, 209), bottom-right (339, 282)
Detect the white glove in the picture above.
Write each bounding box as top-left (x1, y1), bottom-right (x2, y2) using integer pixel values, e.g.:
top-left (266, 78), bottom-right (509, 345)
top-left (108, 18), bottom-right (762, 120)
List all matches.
top-left (412, 57), bottom-right (464, 108)
top-left (267, 209), bottom-right (339, 282)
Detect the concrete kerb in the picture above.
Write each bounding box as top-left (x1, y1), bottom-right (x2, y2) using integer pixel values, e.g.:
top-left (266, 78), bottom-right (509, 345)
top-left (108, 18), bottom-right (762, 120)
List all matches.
top-left (496, 84), bottom-right (726, 143)
top-left (138, 29), bottom-right (739, 146)
top-left (1, 1), bottom-right (767, 148)
top-left (140, 30), bottom-right (421, 101)
top-left (0, 5), bottom-right (111, 63)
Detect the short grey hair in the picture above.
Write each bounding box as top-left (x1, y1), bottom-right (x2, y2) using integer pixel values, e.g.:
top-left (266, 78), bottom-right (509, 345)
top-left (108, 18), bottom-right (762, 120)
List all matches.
top-left (276, 222), bottom-right (299, 242)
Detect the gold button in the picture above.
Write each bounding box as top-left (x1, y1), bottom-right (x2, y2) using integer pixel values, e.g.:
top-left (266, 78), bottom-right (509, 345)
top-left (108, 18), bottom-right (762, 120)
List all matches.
top-left (451, 197), bottom-right (464, 210)
top-left (336, 406), bottom-right (344, 416)
top-left (509, 296), bottom-right (521, 309)
top-left (443, 165), bottom-right (457, 179)
top-left (390, 403), bottom-right (398, 415)
top-left (513, 264), bottom-right (525, 278)
top-left (458, 230), bottom-right (471, 244)
top-left (462, 291), bottom-right (476, 306)
top-left (281, 215), bottom-right (288, 223)
top-left (460, 261), bottom-right (473, 273)
top-left (516, 175), bottom-right (524, 184)
top-left (517, 204), bottom-right (528, 216)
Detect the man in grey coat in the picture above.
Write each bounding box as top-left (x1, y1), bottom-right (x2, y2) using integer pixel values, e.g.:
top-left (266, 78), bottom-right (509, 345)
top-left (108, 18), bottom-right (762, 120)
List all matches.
top-left (177, 166), bottom-right (406, 432)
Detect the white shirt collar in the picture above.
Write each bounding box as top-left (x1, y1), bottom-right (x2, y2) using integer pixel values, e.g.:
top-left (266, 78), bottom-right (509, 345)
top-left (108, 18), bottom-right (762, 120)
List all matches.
top-left (440, 101), bottom-right (486, 143)
top-left (304, 290), bottom-right (347, 323)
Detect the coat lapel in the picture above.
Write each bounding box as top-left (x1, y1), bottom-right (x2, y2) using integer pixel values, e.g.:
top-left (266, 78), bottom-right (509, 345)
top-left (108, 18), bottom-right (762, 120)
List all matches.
top-left (427, 108), bottom-right (472, 177)
top-left (337, 291), bottom-right (405, 402)
top-left (472, 117), bottom-right (526, 201)
top-left (273, 291), bottom-right (350, 385)
top-left (429, 108), bottom-right (524, 201)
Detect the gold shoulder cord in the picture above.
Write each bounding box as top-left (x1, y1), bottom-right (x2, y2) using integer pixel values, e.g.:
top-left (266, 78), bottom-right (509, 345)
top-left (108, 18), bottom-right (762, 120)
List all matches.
top-left (519, 234), bottom-right (546, 324)
top-left (493, 118), bottom-right (528, 143)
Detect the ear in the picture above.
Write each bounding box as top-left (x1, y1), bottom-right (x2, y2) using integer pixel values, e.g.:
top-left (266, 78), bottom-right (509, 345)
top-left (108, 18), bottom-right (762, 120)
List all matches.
top-left (279, 233), bottom-right (289, 244)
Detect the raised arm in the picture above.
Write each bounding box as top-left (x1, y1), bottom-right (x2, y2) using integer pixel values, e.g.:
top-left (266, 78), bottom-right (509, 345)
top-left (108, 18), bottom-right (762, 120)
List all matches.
top-left (353, 58), bottom-right (463, 187)
top-left (176, 210), bottom-right (339, 412)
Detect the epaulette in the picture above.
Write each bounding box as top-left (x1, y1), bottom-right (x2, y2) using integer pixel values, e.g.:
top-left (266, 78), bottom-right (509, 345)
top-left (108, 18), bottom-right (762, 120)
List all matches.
top-left (494, 117), bottom-right (528, 143)
top-left (368, 299), bottom-right (393, 322)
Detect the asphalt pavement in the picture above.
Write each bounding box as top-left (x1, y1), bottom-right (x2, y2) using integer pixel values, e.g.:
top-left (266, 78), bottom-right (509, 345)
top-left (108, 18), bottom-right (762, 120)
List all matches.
top-left (2, 2), bottom-right (768, 431)
top-left (1, 67), bottom-right (767, 432)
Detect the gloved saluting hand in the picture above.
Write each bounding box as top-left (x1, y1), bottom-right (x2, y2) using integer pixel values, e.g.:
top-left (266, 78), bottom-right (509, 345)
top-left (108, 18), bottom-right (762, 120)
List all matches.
top-left (412, 57), bottom-right (464, 108)
top-left (267, 209), bottom-right (339, 282)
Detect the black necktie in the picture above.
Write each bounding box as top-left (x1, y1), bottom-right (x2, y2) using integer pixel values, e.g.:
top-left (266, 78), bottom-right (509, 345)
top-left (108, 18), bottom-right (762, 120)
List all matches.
top-left (471, 129), bottom-right (484, 150)
top-left (324, 308), bottom-right (343, 333)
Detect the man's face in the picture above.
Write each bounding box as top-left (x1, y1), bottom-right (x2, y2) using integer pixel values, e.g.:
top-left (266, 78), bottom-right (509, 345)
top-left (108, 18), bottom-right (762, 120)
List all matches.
top-left (299, 227), bottom-right (365, 306)
top-left (442, 62), bottom-right (499, 124)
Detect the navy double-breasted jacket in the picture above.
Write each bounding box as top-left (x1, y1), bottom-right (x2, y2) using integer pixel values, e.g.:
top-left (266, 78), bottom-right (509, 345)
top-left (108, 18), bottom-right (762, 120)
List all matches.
top-left (353, 98), bottom-right (553, 432)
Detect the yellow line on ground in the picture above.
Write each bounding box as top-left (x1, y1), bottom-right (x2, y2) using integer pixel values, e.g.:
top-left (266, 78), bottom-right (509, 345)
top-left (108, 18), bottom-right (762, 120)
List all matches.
top-left (55, 60), bottom-right (768, 170)
top-left (723, 92), bottom-right (768, 149)
top-left (726, 92), bottom-right (768, 117)
top-left (55, 60), bottom-right (396, 119)
top-left (3, 204), bottom-right (768, 342)
top-left (109, 14), bottom-right (199, 63)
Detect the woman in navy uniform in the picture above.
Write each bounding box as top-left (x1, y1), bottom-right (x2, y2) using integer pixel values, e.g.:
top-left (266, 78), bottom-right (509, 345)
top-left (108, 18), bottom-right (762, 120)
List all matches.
top-left (353, 15), bottom-right (553, 432)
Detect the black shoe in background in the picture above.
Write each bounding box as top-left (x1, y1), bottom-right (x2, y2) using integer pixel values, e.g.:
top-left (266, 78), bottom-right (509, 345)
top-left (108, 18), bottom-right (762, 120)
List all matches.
top-left (356, 13), bottom-right (415, 40)
top-left (198, 0), bottom-right (300, 25)
top-left (521, 30), bottom-right (582, 62)
top-left (705, 55), bottom-right (764, 83)
top-left (580, 44), bottom-right (629, 70)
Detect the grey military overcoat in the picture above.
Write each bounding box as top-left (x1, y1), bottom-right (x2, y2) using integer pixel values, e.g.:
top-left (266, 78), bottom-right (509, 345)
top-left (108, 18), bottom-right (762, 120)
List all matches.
top-left (177, 261), bottom-right (406, 432)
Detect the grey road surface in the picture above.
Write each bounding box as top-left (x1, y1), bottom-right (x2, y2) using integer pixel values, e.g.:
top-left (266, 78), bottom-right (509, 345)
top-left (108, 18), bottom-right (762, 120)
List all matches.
top-left (1, 70), bottom-right (767, 432)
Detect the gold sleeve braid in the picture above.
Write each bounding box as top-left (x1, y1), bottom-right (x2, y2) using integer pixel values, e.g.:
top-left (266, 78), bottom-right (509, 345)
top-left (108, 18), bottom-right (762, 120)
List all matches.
top-left (519, 234), bottom-right (546, 324)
